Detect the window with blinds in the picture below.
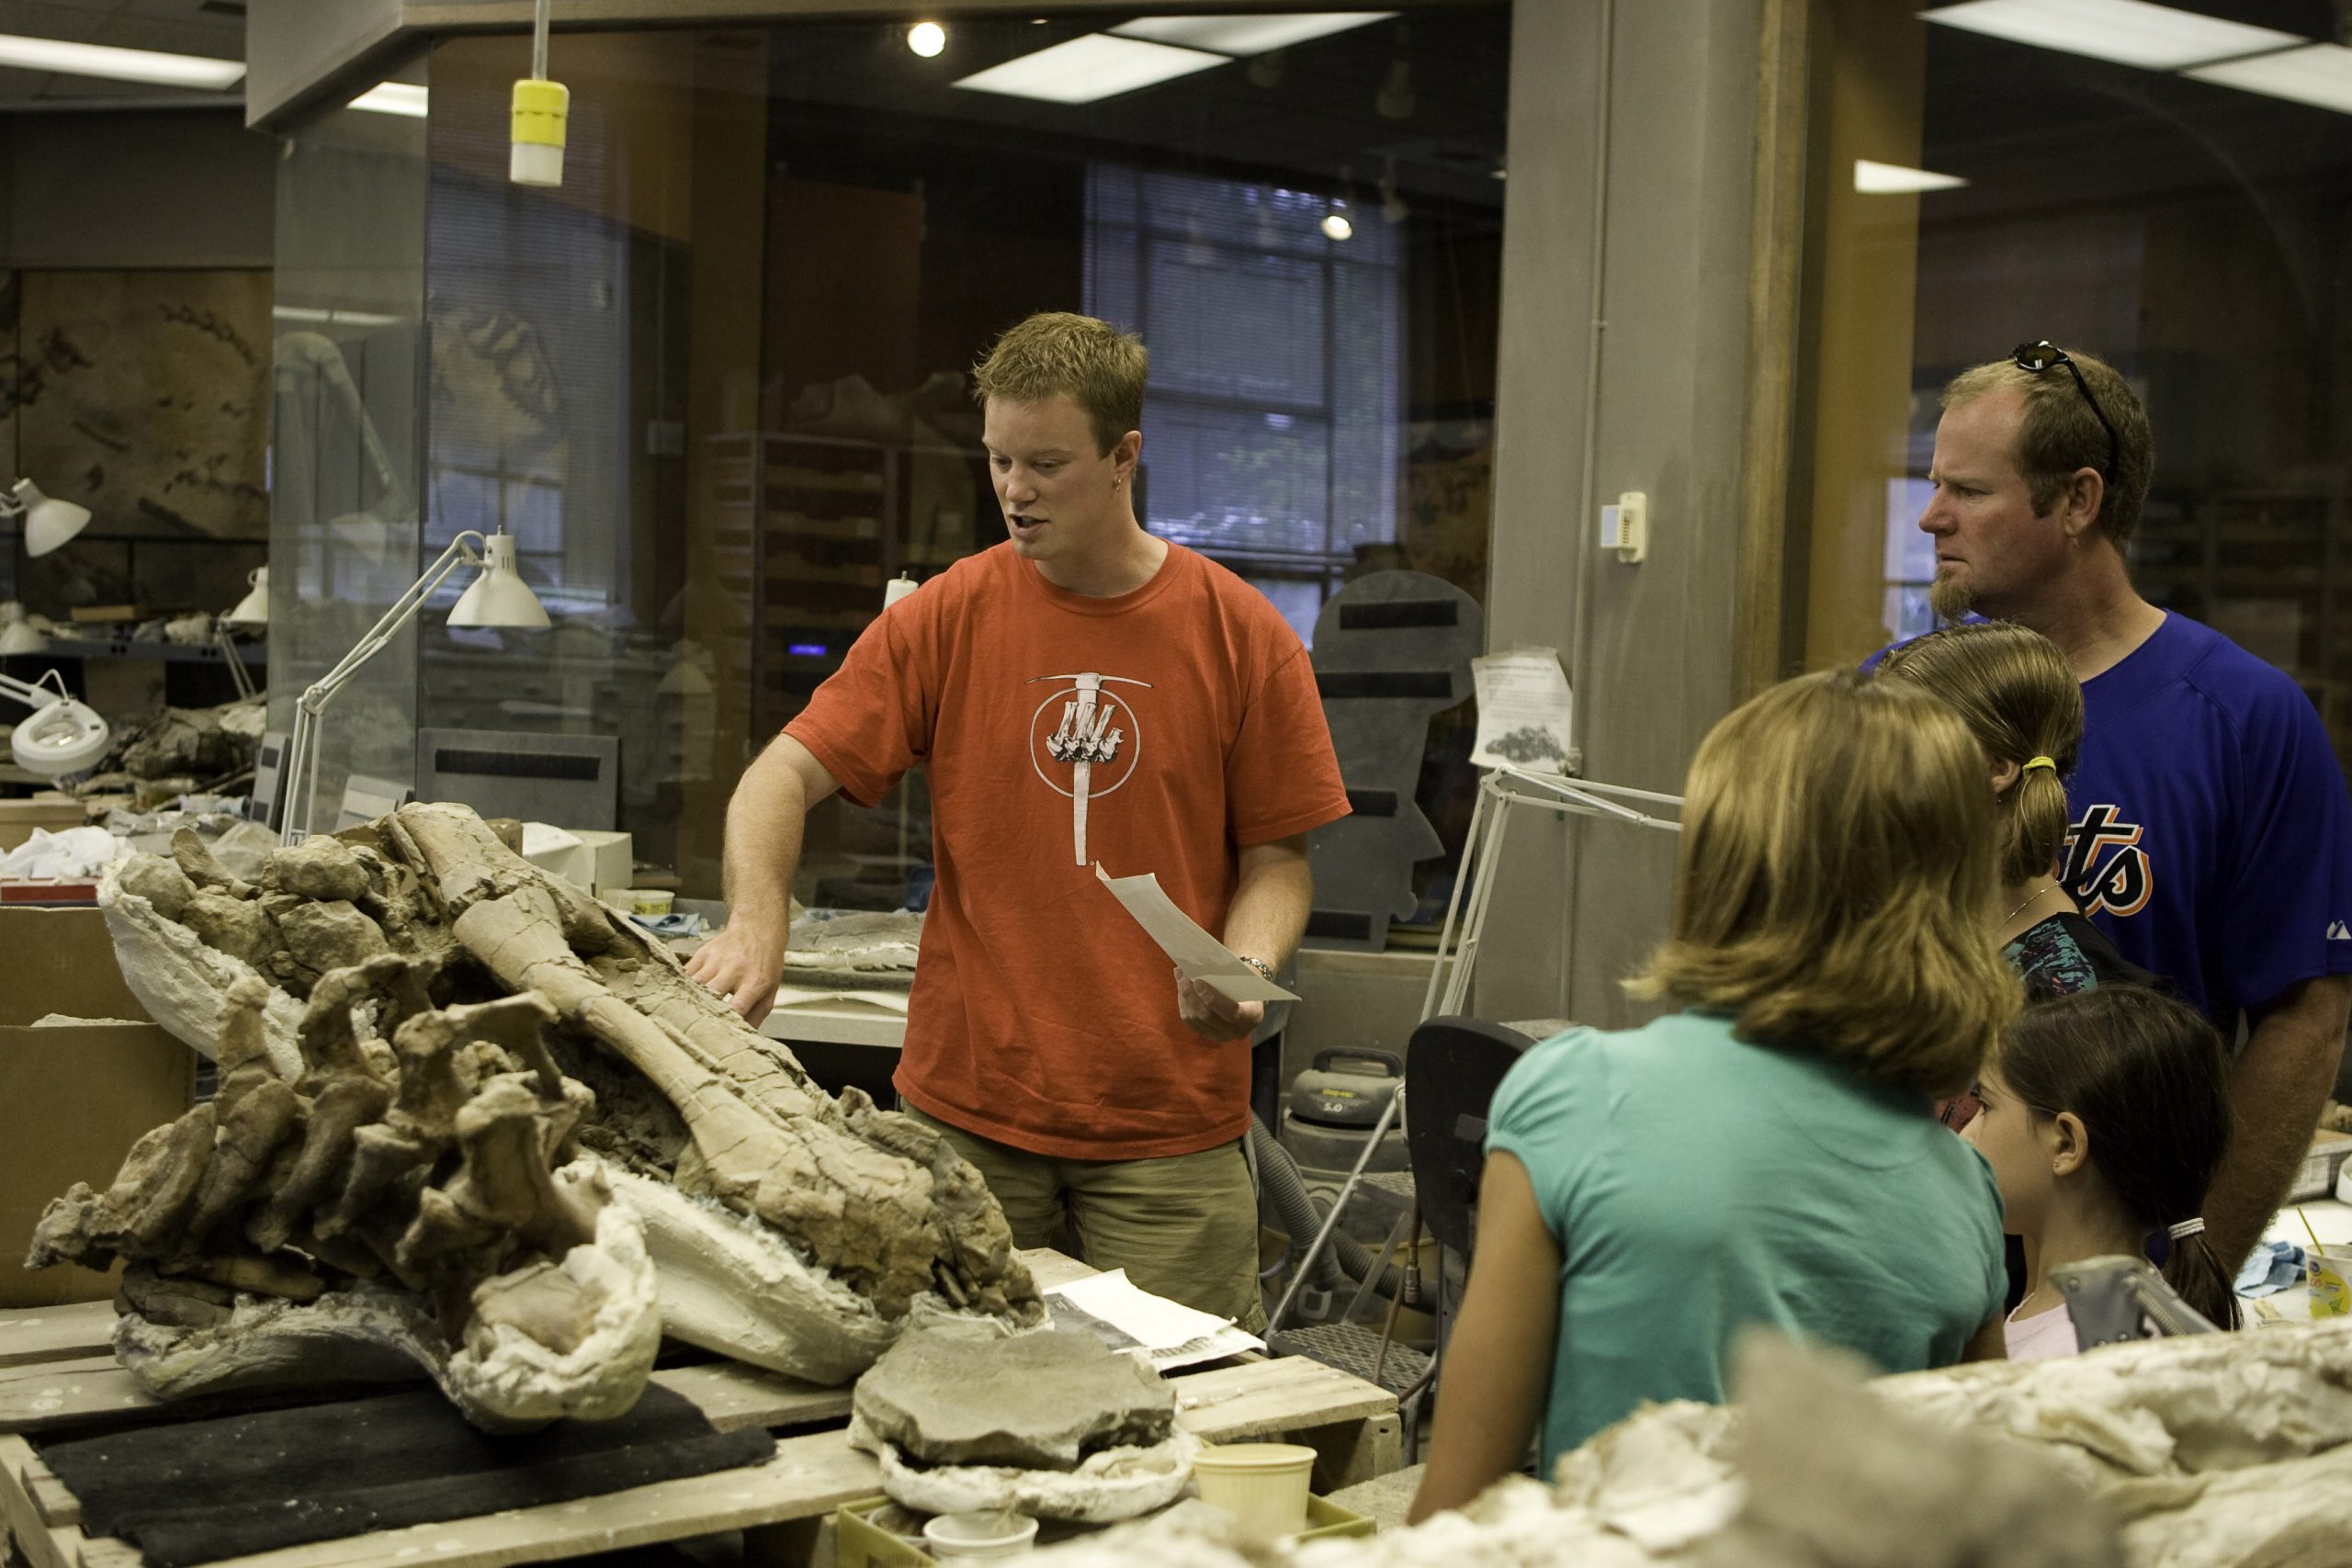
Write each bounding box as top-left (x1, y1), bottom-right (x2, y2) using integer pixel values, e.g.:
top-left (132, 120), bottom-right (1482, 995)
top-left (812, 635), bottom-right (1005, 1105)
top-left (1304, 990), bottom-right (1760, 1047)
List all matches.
top-left (1084, 164), bottom-right (1404, 642)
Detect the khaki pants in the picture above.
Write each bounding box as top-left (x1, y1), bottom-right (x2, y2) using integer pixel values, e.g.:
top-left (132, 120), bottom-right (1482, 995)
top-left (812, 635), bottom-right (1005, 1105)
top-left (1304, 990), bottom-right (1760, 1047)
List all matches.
top-left (905, 1108), bottom-right (1266, 1332)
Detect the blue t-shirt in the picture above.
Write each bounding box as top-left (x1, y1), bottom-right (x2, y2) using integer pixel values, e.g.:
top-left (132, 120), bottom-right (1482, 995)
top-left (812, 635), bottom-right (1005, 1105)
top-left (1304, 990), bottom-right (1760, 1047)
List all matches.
top-left (2062, 614), bottom-right (2352, 1023)
top-left (1487, 1011), bottom-right (2007, 1467)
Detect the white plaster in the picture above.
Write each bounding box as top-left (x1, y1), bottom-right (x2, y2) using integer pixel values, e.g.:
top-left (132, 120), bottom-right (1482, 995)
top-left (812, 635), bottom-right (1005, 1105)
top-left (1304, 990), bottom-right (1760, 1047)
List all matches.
top-left (853, 1413), bottom-right (1201, 1523)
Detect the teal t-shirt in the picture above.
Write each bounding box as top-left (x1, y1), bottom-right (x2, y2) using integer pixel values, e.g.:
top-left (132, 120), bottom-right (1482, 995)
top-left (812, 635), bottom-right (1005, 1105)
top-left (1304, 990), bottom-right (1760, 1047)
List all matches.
top-left (1487, 1010), bottom-right (2007, 1466)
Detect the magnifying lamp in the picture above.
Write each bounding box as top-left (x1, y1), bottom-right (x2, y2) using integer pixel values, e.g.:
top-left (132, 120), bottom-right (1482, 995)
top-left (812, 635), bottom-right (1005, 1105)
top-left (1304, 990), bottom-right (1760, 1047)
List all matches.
top-left (6, 479), bottom-right (94, 558)
top-left (0, 669), bottom-right (109, 774)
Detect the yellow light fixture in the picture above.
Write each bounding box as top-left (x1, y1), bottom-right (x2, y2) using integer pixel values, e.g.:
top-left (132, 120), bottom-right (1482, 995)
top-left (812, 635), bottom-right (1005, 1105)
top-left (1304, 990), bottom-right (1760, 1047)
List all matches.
top-left (511, 0), bottom-right (567, 186)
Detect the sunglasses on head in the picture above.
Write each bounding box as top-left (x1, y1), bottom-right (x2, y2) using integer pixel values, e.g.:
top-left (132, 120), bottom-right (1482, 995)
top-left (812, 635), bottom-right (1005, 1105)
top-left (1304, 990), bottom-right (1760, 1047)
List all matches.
top-left (2012, 340), bottom-right (2119, 481)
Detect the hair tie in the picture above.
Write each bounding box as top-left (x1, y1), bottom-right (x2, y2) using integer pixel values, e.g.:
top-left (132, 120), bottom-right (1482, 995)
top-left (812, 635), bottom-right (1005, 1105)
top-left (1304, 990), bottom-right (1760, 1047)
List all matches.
top-left (2022, 756), bottom-right (2058, 774)
top-left (2166, 1217), bottom-right (2205, 1241)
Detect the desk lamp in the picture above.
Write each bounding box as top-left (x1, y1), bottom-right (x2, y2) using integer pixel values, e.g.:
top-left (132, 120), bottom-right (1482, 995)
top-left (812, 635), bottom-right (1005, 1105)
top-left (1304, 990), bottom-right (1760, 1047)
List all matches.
top-left (225, 566), bottom-right (270, 629)
top-left (215, 566), bottom-right (269, 703)
top-left (6, 479), bottom-right (93, 557)
top-left (279, 529), bottom-right (548, 843)
top-left (0, 668), bottom-right (109, 774)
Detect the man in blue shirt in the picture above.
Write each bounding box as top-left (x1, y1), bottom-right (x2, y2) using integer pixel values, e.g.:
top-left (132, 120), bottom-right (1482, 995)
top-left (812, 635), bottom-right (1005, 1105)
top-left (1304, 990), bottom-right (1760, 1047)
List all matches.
top-left (1917, 342), bottom-right (2352, 1269)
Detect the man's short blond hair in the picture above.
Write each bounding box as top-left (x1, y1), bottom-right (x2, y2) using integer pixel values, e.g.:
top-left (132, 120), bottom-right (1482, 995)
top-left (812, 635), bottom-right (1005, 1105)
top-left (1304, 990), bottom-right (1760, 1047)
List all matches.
top-left (1628, 671), bottom-right (2020, 1097)
top-left (1941, 347), bottom-right (2153, 546)
top-left (972, 311), bottom-right (1148, 456)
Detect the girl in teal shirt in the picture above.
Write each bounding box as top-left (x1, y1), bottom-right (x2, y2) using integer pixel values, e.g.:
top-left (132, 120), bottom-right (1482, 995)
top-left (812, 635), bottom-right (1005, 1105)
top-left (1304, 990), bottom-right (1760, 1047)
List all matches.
top-left (1412, 671), bottom-right (2016, 1520)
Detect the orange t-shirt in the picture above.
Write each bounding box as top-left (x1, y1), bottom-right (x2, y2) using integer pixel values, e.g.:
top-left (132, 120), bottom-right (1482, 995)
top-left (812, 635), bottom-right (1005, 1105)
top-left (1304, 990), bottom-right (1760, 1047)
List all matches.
top-left (785, 543), bottom-right (1349, 1159)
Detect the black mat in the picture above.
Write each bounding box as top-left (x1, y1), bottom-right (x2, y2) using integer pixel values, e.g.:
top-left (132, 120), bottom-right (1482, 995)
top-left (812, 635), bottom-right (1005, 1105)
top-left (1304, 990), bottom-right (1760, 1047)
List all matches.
top-left (39, 1382), bottom-right (776, 1568)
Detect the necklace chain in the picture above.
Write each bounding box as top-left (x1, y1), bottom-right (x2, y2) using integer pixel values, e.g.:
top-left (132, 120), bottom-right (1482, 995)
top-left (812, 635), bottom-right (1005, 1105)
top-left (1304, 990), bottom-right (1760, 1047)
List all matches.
top-left (2001, 884), bottom-right (2061, 927)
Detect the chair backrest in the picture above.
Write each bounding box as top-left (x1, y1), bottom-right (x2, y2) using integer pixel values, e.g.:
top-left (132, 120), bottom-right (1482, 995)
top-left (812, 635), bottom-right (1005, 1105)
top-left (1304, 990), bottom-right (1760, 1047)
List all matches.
top-left (1404, 1015), bottom-right (1536, 1258)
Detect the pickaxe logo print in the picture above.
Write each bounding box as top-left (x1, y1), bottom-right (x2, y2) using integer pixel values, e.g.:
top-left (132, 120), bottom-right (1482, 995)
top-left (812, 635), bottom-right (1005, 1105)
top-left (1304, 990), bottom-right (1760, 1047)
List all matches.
top-left (1028, 671), bottom-right (1153, 865)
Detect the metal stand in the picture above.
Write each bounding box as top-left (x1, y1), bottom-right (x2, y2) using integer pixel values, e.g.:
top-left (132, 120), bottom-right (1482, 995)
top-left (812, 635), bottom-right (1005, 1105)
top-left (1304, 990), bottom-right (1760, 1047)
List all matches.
top-left (1423, 764), bottom-right (1682, 1020)
top-left (1266, 764), bottom-right (1683, 1416)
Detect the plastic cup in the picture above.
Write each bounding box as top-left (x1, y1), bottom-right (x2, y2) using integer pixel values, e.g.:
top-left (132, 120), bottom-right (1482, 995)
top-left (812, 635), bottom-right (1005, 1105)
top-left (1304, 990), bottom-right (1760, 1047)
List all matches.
top-left (1191, 1442), bottom-right (1316, 1543)
top-left (615, 888), bottom-right (673, 917)
top-left (921, 1511), bottom-right (1039, 1559)
top-left (2311, 1246), bottom-right (2352, 1318)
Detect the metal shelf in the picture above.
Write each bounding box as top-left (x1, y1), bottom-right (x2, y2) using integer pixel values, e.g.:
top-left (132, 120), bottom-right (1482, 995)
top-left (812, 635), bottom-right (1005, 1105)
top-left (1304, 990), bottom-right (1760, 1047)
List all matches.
top-left (33, 635), bottom-right (266, 668)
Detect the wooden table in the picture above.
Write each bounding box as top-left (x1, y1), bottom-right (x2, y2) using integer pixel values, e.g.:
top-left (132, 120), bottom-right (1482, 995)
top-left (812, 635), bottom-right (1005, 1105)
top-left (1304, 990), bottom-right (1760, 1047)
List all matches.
top-left (0, 1251), bottom-right (1398, 1568)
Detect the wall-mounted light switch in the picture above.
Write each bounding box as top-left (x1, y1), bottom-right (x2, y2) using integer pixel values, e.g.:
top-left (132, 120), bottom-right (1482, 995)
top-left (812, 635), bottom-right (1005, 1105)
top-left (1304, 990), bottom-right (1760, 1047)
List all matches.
top-left (1600, 490), bottom-right (1647, 563)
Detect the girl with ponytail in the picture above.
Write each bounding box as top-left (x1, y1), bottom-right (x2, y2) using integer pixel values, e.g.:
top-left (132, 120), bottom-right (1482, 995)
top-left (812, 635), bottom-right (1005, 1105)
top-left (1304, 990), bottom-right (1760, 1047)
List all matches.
top-left (1963, 984), bottom-right (2241, 1354)
top-left (1878, 620), bottom-right (2154, 995)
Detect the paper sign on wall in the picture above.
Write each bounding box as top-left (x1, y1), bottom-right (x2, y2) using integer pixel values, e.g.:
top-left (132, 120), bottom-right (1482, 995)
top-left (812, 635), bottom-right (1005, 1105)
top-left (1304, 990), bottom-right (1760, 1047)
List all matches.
top-left (1471, 649), bottom-right (1574, 774)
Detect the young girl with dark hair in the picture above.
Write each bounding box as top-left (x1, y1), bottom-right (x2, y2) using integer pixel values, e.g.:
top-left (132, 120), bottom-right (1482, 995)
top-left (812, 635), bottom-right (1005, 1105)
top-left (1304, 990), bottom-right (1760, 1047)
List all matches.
top-left (1963, 984), bottom-right (2240, 1356)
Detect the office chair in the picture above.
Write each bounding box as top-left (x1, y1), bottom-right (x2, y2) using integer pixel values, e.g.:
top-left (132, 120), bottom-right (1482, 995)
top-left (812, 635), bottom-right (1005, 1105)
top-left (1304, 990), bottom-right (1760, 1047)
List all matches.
top-left (1396, 1014), bottom-right (1535, 1454)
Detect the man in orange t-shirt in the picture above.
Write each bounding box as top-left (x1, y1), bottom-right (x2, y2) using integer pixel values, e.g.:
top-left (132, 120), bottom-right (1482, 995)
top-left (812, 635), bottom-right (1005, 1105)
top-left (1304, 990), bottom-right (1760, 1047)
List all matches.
top-left (687, 312), bottom-right (1350, 1325)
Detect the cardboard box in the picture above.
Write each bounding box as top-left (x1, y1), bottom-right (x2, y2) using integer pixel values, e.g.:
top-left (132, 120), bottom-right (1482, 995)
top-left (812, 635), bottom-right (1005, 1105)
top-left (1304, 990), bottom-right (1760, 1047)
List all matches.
top-left (0, 794), bottom-right (92, 852)
top-left (0, 905), bottom-right (194, 1308)
top-left (2292, 1130), bottom-right (2352, 1202)
top-left (524, 829), bottom-right (633, 897)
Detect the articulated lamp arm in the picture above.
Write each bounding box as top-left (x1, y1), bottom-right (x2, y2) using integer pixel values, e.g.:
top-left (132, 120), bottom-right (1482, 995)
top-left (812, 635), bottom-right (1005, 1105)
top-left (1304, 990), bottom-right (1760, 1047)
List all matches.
top-left (280, 531), bottom-right (492, 843)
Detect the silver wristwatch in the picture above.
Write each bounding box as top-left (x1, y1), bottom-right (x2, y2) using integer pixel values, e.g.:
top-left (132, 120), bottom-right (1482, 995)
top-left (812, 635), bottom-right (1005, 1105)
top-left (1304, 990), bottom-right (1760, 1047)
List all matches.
top-left (1235, 954), bottom-right (1278, 986)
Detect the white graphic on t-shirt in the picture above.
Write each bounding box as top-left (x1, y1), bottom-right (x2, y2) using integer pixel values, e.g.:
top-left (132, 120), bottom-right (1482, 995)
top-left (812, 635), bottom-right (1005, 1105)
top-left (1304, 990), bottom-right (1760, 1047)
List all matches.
top-left (2330, 920), bottom-right (2351, 942)
top-left (2062, 803), bottom-right (2153, 919)
top-left (1028, 671), bottom-right (1152, 865)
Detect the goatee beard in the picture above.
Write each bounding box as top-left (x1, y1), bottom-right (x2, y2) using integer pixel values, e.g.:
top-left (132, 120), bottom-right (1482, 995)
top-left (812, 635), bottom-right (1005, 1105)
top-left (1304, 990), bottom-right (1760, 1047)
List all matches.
top-left (1929, 576), bottom-right (1976, 622)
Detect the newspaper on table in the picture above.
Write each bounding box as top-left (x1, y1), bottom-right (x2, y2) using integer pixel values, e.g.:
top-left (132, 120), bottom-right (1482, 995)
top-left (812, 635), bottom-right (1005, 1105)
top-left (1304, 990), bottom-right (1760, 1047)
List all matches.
top-left (1471, 648), bottom-right (1574, 773)
top-left (1045, 1268), bottom-right (1264, 1372)
top-left (1093, 864), bottom-right (1298, 1003)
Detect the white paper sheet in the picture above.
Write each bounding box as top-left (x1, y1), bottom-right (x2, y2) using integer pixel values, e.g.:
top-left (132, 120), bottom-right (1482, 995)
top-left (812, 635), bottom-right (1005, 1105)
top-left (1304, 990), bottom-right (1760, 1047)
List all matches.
top-left (1093, 863), bottom-right (1299, 1002)
top-left (1471, 648), bottom-right (1574, 773)
top-left (766, 987), bottom-right (911, 1015)
top-left (1045, 1268), bottom-right (1264, 1371)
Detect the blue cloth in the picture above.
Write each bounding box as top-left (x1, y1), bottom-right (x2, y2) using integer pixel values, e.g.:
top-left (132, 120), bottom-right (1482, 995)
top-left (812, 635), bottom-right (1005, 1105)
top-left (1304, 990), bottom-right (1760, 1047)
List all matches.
top-left (2233, 1239), bottom-right (2306, 1297)
top-left (1487, 1011), bottom-right (2007, 1467)
top-left (2064, 615), bottom-right (2352, 1024)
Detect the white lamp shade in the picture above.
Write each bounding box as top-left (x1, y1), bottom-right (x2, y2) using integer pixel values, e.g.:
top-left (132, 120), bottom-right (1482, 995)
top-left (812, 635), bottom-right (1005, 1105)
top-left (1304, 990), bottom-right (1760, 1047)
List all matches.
top-left (0, 619), bottom-right (46, 656)
top-left (10, 694), bottom-right (108, 774)
top-left (226, 565), bottom-right (270, 628)
top-left (447, 532), bottom-right (551, 628)
top-left (18, 481), bottom-right (92, 558)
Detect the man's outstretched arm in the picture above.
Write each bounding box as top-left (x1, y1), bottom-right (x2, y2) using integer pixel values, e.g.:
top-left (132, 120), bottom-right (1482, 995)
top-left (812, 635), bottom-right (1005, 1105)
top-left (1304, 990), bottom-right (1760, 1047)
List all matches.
top-left (2204, 974), bottom-right (2350, 1269)
top-left (683, 734), bottom-right (842, 1027)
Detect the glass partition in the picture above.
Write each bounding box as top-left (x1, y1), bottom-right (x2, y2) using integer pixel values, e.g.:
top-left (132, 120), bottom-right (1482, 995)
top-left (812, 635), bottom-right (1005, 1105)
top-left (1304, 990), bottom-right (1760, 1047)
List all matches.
top-left (274, 8), bottom-right (1509, 918)
top-left (1799, 0), bottom-right (2352, 784)
top-left (268, 79), bottom-right (431, 829)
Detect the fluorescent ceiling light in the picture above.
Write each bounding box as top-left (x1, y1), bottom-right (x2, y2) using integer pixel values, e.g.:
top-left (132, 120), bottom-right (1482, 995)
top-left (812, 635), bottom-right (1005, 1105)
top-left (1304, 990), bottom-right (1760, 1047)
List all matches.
top-left (1922, 0), bottom-right (2304, 71)
top-left (0, 32), bottom-right (240, 90)
top-left (953, 34), bottom-right (1226, 104)
top-left (2188, 43), bottom-right (2352, 116)
top-left (350, 82), bottom-right (426, 118)
top-left (1110, 13), bottom-right (1397, 56)
top-left (273, 306), bottom-right (403, 328)
top-left (1854, 158), bottom-right (1968, 193)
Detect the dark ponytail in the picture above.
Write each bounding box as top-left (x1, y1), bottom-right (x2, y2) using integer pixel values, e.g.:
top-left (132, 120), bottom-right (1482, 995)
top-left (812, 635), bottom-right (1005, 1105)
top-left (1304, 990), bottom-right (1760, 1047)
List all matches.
top-left (1997, 986), bottom-right (2241, 1329)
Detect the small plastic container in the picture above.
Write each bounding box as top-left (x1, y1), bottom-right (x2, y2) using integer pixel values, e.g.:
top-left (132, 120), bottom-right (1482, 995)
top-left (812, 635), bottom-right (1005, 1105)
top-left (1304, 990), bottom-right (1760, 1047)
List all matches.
top-left (1190, 1442), bottom-right (1316, 1543)
top-left (2311, 1245), bottom-right (2352, 1319)
top-left (920, 1510), bottom-right (1039, 1559)
top-left (612, 888), bottom-right (673, 917)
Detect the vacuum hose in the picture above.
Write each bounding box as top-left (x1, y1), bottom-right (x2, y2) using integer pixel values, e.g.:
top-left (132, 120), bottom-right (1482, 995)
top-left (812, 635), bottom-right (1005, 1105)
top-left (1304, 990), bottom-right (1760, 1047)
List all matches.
top-left (1249, 1114), bottom-right (1430, 1307)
